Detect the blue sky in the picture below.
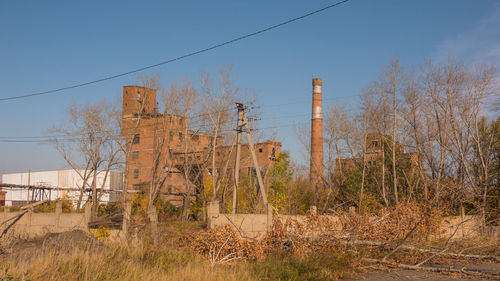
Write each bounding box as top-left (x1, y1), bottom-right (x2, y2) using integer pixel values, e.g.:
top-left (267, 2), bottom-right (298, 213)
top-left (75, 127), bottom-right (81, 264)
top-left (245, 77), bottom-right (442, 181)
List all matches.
top-left (1, 0), bottom-right (499, 175)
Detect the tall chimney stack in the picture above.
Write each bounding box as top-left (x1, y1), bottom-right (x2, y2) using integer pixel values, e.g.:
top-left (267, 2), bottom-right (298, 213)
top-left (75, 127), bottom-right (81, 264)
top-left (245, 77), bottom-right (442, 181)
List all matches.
top-left (310, 78), bottom-right (324, 191)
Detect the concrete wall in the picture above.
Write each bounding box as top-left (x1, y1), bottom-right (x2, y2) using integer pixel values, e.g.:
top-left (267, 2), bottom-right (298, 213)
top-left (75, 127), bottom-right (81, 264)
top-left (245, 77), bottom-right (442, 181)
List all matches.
top-left (439, 215), bottom-right (500, 240)
top-left (0, 203), bottom-right (90, 239)
top-left (208, 203), bottom-right (499, 241)
top-left (207, 201), bottom-right (272, 239)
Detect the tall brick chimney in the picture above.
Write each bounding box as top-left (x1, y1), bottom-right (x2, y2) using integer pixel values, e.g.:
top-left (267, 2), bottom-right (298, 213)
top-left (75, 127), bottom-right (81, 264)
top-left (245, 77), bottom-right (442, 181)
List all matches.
top-left (310, 78), bottom-right (324, 191)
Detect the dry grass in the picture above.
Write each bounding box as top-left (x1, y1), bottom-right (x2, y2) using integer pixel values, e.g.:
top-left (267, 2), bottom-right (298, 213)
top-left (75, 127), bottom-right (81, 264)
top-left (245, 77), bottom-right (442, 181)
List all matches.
top-left (2, 203), bottom-right (493, 281)
top-left (0, 221), bottom-right (355, 281)
top-left (1, 239), bottom-right (256, 281)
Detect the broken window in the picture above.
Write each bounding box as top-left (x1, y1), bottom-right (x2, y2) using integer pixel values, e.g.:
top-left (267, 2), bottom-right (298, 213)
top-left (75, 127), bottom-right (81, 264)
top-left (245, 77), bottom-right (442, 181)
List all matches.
top-left (136, 91), bottom-right (141, 101)
top-left (248, 167), bottom-right (257, 181)
top-left (132, 151), bottom-right (139, 159)
top-left (133, 168), bottom-right (139, 179)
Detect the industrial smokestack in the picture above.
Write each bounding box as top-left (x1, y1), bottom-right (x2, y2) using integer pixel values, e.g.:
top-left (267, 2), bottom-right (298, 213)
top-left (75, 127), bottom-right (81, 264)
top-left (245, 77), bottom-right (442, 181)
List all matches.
top-left (310, 78), bottom-right (324, 191)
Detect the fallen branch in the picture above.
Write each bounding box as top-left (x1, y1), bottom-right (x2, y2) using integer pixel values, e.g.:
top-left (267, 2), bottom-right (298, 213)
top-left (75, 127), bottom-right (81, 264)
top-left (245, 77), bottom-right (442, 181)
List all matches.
top-left (362, 258), bottom-right (499, 279)
top-left (0, 211), bottom-right (28, 238)
top-left (20, 199), bottom-right (49, 210)
top-left (339, 239), bottom-right (499, 262)
top-left (382, 204), bottom-right (434, 261)
top-left (0, 211), bottom-right (28, 228)
top-left (415, 217), bottom-right (471, 266)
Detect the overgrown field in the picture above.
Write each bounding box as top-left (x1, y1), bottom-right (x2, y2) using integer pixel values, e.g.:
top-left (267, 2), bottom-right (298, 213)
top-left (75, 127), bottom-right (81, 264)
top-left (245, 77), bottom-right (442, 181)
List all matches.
top-left (0, 221), bottom-right (356, 281)
top-left (1, 203), bottom-right (498, 281)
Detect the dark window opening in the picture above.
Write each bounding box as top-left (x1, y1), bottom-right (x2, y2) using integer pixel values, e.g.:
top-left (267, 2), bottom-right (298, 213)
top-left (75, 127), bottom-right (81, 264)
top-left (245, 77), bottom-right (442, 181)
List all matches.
top-left (179, 132), bottom-right (183, 141)
top-left (133, 168), bottom-right (139, 179)
top-left (258, 148), bottom-right (263, 153)
top-left (188, 156), bottom-right (192, 161)
top-left (136, 91), bottom-right (141, 101)
top-left (132, 151), bottom-right (139, 159)
top-left (270, 147), bottom-right (276, 160)
top-left (169, 131), bottom-right (174, 141)
top-left (168, 185), bottom-right (173, 193)
top-left (133, 134), bottom-right (140, 144)
top-left (191, 134), bottom-right (199, 141)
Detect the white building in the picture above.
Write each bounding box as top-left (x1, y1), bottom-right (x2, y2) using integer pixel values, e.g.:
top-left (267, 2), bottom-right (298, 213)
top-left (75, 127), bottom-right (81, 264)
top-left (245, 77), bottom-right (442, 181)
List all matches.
top-left (1, 169), bottom-right (123, 207)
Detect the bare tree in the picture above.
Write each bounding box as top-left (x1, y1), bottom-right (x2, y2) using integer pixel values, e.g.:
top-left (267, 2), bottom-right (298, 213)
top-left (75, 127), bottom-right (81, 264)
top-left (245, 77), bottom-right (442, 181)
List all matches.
top-left (200, 66), bottom-right (242, 215)
top-left (49, 100), bottom-right (123, 218)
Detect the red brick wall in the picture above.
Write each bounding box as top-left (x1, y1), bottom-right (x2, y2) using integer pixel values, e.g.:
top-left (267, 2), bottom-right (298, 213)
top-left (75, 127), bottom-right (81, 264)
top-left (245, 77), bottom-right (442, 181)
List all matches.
top-left (121, 86), bottom-right (281, 205)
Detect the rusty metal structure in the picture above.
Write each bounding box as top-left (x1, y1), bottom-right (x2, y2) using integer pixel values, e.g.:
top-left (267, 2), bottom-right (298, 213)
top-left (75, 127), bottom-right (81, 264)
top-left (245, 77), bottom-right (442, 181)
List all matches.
top-left (310, 78), bottom-right (324, 191)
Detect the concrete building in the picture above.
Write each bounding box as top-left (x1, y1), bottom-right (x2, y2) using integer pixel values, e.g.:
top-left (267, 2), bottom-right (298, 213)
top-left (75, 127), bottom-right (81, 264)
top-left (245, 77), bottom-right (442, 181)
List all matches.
top-left (121, 86), bottom-right (281, 206)
top-left (1, 169), bottom-right (123, 207)
top-left (334, 133), bottom-right (420, 180)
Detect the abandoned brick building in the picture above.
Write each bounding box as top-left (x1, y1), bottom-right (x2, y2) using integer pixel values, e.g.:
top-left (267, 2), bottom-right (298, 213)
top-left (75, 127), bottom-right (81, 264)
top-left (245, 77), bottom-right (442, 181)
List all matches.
top-left (121, 86), bottom-right (281, 205)
top-left (334, 133), bottom-right (420, 181)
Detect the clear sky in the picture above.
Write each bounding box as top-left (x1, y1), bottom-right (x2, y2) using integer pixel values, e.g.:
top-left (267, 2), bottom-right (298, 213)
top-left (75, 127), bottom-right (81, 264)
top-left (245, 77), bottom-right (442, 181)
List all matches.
top-left (1, 0), bottom-right (499, 176)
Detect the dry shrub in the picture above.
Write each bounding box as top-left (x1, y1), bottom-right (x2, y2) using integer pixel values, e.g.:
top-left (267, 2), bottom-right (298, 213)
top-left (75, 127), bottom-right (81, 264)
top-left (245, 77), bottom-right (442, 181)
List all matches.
top-left (188, 202), bottom-right (442, 262)
top-left (188, 225), bottom-right (265, 261)
top-left (189, 213), bottom-right (348, 261)
top-left (347, 202), bottom-right (441, 242)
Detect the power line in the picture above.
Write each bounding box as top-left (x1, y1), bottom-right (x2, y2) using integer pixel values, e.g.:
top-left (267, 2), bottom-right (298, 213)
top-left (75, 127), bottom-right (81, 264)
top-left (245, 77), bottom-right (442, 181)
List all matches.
top-left (0, 0), bottom-right (350, 102)
top-left (0, 114), bottom-right (309, 143)
top-left (0, 93), bottom-right (359, 140)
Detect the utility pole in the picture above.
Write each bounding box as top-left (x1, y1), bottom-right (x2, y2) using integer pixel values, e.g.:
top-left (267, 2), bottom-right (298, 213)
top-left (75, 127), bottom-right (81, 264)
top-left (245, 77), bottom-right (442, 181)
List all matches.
top-left (232, 104), bottom-right (244, 214)
top-left (232, 103), bottom-right (268, 214)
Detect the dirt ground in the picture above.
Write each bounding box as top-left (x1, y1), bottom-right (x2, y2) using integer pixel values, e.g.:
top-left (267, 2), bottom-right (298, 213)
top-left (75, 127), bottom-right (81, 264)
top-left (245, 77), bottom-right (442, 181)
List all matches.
top-left (0, 230), bottom-right (105, 261)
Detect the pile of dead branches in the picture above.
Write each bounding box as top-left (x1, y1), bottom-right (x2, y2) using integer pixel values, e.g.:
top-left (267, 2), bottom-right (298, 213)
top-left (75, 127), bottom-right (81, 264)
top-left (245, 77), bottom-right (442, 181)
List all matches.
top-left (345, 202), bottom-right (442, 242)
top-left (188, 225), bottom-right (265, 264)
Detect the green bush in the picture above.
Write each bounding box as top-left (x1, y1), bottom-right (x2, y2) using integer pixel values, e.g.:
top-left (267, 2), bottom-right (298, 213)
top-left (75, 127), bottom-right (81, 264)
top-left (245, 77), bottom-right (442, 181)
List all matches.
top-left (33, 199), bottom-right (74, 213)
top-left (98, 202), bottom-right (123, 217)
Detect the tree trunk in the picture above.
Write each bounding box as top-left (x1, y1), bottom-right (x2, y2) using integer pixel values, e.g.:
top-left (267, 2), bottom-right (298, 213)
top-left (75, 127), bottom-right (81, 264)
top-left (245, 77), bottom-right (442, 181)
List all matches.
top-left (147, 204), bottom-right (159, 244)
top-left (381, 137), bottom-right (388, 206)
top-left (182, 193), bottom-right (190, 220)
top-left (392, 90), bottom-right (398, 203)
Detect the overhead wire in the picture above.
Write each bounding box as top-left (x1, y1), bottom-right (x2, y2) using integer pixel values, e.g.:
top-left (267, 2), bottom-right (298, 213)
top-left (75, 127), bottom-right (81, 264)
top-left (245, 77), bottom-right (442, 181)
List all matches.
top-left (0, 0), bottom-right (350, 102)
top-left (0, 93), bottom-right (359, 142)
